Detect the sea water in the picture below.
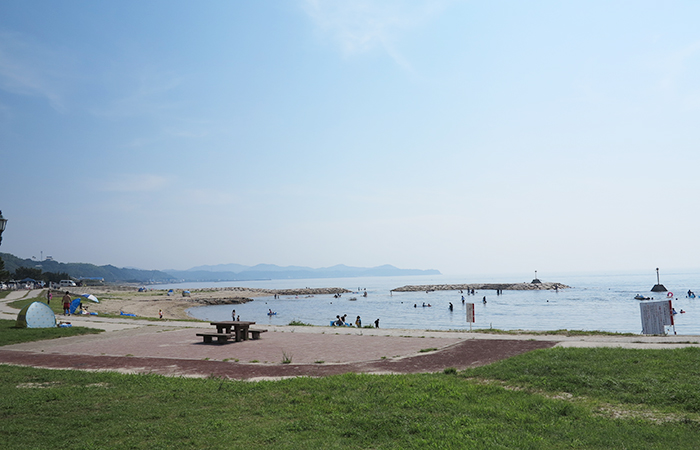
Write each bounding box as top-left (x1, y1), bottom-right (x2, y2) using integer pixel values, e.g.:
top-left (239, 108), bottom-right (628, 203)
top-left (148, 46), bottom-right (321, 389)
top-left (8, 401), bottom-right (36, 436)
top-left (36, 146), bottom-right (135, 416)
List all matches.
top-left (154, 271), bottom-right (700, 334)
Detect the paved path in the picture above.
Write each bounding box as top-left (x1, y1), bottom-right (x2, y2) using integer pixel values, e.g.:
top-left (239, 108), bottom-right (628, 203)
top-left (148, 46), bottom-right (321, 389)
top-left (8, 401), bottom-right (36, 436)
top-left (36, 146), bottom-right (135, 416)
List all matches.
top-left (2, 289), bottom-right (700, 380)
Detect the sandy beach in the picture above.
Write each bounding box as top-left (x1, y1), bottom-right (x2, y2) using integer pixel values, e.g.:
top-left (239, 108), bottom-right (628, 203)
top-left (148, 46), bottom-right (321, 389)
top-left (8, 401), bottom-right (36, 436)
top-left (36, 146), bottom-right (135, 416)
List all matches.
top-left (53, 285), bottom-right (349, 321)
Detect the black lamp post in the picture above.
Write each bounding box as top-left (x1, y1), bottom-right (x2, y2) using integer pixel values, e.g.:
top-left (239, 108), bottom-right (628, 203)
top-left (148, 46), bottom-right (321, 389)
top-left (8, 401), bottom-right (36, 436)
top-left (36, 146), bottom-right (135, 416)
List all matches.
top-left (0, 210), bottom-right (7, 247)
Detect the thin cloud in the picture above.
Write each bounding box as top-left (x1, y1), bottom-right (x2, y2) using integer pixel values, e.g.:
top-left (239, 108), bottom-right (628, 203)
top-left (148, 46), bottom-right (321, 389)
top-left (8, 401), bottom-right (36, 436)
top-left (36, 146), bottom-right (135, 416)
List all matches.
top-left (182, 188), bottom-right (238, 206)
top-left (100, 174), bottom-right (170, 193)
top-left (0, 30), bottom-right (70, 112)
top-left (302, 0), bottom-right (449, 69)
top-left (91, 69), bottom-right (185, 119)
top-left (657, 40), bottom-right (700, 91)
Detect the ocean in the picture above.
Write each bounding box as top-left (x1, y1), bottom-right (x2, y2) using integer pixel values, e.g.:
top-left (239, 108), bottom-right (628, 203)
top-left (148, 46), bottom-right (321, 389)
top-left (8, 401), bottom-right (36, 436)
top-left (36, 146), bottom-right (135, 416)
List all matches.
top-left (154, 271), bottom-right (700, 335)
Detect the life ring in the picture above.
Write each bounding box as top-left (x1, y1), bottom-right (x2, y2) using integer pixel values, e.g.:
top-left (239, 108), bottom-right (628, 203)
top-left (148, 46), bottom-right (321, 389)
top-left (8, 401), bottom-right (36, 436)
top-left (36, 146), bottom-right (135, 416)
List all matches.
top-left (667, 292), bottom-right (673, 298)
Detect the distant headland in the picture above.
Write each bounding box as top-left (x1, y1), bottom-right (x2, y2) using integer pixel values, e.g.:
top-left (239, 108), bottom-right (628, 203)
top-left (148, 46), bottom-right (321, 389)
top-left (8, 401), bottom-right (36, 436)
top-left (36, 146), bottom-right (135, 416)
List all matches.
top-left (0, 252), bottom-right (440, 284)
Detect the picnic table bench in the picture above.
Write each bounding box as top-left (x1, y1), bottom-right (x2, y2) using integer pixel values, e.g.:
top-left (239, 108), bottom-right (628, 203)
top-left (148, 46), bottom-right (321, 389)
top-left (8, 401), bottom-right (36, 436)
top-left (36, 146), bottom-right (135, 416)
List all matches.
top-left (248, 328), bottom-right (268, 340)
top-left (195, 332), bottom-right (235, 344)
top-left (197, 321), bottom-right (266, 344)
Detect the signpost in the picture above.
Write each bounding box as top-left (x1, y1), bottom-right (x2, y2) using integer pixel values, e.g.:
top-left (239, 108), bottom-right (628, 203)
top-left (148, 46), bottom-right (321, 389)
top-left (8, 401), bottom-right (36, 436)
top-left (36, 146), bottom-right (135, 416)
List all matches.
top-left (466, 303), bottom-right (475, 331)
top-left (640, 300), bottom-right (675, 335)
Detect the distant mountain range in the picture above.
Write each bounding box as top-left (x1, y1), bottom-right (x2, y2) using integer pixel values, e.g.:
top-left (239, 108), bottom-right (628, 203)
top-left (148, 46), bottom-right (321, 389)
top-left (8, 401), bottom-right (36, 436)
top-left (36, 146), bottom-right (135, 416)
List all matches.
top-left (1, 253), bottom-right (440, 284)
top-left (165, 263), bottom-right (441, 282)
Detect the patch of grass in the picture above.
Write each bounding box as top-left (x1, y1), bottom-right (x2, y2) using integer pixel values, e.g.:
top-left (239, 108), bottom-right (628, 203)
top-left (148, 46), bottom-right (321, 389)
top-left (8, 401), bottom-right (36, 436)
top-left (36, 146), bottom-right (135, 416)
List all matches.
top-left (1, 359), bottom-right (700, 449)
top-left (281, 351), bottom-right (293, 364)
top-left (471, 328), bottom-right (638, 337)
top-left (462, 346), bottom-right (700, 414)
top-left (0, 319), bottom-right (103, 346)
top-left (418, 348), bottom-right (438, 353)
top-left (9, 292), bottom-right (64, 315)
top-left (287, 320), bottom-right (313, 326)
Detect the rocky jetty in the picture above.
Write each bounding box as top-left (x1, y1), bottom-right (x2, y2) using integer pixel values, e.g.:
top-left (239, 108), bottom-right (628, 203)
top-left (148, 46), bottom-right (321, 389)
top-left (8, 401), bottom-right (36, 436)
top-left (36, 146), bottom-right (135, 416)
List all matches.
top-left (173, 286), bottom-right (351, 301)
top-left (266, 287), bottom-right (351, 296)
top-left (186, 296), bottom-right (254, 305)
top-left (391, 282), bottom-right (569, 292)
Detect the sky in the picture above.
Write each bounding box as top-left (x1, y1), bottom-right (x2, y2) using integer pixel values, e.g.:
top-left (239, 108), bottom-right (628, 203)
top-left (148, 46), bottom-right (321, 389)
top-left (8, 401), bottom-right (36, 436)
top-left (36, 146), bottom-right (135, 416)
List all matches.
top-left (1, 1), bottom-right (700, 277)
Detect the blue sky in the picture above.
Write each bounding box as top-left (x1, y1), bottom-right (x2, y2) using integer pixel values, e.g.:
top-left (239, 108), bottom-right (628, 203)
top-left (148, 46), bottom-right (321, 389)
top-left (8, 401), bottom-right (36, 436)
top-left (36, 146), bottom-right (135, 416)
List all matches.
top-left (2, 1), bottom-right (700, 277)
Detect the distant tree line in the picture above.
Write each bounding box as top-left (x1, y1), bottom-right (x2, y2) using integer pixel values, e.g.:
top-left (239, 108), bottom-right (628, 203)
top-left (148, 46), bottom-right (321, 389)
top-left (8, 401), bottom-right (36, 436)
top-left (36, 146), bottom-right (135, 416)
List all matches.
top-left (0, 263), bottom-right (71, 284)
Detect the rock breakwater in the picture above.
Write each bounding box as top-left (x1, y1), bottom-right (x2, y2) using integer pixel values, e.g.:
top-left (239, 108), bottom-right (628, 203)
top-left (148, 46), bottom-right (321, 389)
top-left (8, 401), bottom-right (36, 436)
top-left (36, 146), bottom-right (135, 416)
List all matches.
top-left (391, 282), bottom-right (569, 292)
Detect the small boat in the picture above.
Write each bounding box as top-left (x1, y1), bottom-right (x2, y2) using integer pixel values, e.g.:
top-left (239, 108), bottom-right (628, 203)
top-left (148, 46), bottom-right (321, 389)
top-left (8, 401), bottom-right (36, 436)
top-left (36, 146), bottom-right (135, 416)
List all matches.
top-left (348, 297), bottom-right (357, 301)
top-left (634, 295), bottom-right (650, 301)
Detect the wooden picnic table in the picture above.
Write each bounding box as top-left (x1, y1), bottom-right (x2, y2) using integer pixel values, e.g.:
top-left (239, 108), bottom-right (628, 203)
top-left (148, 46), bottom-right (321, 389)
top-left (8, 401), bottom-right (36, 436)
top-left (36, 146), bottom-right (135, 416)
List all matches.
top-left (210, 321), bottom-right (255, 342)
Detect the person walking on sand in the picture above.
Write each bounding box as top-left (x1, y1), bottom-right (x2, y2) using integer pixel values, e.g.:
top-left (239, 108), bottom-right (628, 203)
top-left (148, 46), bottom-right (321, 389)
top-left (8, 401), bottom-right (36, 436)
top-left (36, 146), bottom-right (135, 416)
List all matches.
top-left (374, 318), bottom-right (380, 328)
top-left (159, 309), bottom-right (163, 319)
top-left (62, 291), bottom-right (71, 315)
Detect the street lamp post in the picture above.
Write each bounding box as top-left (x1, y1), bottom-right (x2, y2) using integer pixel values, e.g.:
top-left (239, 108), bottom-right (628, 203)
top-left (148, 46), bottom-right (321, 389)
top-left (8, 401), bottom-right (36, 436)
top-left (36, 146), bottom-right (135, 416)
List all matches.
top-left (0, 210), bottom-right (7, 247)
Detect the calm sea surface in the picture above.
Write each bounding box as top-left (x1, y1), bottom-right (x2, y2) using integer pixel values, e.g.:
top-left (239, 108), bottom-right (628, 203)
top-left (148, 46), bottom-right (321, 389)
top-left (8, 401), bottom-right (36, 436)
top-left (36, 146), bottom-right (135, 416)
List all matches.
top-left (153, 271), bottom-right (700, 335)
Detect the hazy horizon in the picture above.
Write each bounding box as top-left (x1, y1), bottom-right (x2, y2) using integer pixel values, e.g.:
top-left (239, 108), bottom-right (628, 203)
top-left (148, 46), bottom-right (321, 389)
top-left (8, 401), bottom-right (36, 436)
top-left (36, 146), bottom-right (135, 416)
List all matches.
top-left (2, 1), bottom-right (700, 276)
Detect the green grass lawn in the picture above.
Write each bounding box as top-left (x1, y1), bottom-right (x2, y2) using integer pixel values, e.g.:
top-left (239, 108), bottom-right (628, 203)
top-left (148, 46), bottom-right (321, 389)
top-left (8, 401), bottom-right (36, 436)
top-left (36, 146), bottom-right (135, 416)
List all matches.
top-left (0, 319), bottom-right (103, 346)
top-left (2, 347), bottom-right (700, 449)
top-left (8, 290), bottom-right (64, 315)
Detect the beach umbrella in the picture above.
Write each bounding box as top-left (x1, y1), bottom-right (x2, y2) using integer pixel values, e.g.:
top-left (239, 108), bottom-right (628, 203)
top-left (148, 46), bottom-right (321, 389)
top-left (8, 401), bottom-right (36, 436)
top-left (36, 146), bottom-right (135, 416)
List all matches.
top-left (69, 298), bottom-right (82, 314)
top-left (81, 294), bottom-right (99, 303)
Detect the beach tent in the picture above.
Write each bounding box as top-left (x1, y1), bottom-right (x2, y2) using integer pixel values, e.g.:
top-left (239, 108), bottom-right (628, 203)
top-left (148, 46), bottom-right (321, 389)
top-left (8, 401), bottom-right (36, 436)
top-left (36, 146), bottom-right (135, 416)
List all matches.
top-left (16, 301), bottom-right (56, 328)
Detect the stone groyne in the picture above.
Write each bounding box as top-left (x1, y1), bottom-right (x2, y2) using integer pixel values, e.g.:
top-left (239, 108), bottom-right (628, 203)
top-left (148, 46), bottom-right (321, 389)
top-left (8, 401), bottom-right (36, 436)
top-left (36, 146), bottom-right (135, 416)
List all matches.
top-left (177, 287), bottom-right (352, 304)
top-left (391, 282), bottom-right (569, 292)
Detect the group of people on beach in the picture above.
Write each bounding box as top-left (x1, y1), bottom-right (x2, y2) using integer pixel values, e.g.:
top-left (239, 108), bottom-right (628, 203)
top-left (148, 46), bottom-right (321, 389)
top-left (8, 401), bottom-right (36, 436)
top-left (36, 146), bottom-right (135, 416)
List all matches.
top-left (332, 314), bottom-right (379, 328)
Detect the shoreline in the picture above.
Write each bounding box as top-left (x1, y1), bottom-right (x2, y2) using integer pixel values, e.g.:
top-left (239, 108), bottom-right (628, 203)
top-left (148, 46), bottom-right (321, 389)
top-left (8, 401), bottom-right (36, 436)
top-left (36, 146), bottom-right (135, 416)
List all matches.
top-left (52, 286), bottom-right (351, 321)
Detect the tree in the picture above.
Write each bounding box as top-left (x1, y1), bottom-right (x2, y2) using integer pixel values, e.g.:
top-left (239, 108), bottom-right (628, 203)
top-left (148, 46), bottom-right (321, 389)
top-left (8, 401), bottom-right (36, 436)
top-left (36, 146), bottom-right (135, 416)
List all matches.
top-left (43, 271), bottom-right (71, 283)
top-left (0, 257), bottom-right (9, 282)
top-left (13, 267), bottom-right (43, 281)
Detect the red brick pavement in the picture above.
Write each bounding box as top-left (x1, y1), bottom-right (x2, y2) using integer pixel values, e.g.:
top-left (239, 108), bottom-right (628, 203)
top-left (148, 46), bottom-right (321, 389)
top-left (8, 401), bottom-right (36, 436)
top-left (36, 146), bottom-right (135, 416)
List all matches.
top-left (0, 327), bottom-right (556, 379)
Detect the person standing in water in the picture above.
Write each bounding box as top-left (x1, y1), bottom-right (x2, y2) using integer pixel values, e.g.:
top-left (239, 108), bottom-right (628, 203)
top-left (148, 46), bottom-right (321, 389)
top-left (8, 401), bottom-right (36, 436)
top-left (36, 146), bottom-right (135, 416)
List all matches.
top-left (355, 316), bottom-right (361, 327)
top-left (231, 309), bottom-right (236, 321)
